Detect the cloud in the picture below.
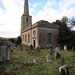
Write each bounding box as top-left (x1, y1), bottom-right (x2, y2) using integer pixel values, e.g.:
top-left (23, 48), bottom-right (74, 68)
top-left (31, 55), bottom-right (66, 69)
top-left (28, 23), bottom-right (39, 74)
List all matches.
top-left (0, 30), bottom-right (19, 38)
top-left (0, 0), bottom-right (23, 38)
top-left (32, 0), bottom-right (75, 24)
top-left (0, 0), bottom-right (75, 37)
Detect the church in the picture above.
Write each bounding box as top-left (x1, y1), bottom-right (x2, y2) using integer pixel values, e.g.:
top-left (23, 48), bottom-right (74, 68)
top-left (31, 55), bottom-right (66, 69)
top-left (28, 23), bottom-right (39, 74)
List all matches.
top-left (21, 0), bottom-right (59, 48)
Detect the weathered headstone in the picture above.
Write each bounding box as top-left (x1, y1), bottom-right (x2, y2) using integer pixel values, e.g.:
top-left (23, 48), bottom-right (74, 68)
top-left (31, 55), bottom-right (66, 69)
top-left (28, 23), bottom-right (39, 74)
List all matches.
top-left (46, 54), bottom-right (53, 63)
top-left (0, 41), bottom-right (9, 62)
top-left (0, 46), bottom-right (9, 62)
top-left (64, 45), bottom-right (67, 51)
top-left (11, 43), bottom-right (15, 49)
top-left (54, 46), bottom-right (61, 59)
top-left (49, 48), bottom-right (54, 56)
top-left (46, 47), bottom-right (54, 63)
top-left (59, 65), bottom-right (70, 75)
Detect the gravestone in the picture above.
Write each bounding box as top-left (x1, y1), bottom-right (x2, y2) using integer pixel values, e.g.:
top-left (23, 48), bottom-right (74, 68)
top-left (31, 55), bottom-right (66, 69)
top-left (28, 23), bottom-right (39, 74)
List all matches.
top-left (11, 43), bottom-right (15, 49)
top-left (64, 45), bottom-right (67, 51)
top-left (54, 46), bottom-right (61, 59)
top-left (59, 65), bottom-right (70, 75)
top-left (28, 59), bottom-right (36, 64)
top-left (10, 43), bottom-right (15, 53)
top-left (46, 54), bottom-right (53, 63)
top-left (49, 48), bottom-right (54, 56)
top-left (46, 47), bottom-right (54, 63)
top-left (0, 43), bottom-right (9, 62)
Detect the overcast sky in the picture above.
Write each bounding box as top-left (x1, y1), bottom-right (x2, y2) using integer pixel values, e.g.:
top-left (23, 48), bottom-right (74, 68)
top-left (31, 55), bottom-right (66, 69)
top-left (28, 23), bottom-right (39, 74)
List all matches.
top-left (0, 0), bottom-right (75, 38)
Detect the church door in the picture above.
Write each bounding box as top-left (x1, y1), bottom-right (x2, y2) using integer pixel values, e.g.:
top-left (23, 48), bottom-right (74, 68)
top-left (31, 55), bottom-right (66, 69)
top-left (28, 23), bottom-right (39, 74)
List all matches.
top-left (33, 40), bottom-right (36, 47)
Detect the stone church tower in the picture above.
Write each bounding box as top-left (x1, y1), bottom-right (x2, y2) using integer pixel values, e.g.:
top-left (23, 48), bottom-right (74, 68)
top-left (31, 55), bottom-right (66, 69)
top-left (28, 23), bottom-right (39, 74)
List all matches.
top-left (21, 0), bottom-right (59, 48)
top-left (21, 0), bottom-right (32, 32)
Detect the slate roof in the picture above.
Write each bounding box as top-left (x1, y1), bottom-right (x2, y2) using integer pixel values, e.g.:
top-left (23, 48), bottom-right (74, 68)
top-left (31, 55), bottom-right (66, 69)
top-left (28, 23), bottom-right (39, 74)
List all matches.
top-left (32, 20), bottom-right (59, 29)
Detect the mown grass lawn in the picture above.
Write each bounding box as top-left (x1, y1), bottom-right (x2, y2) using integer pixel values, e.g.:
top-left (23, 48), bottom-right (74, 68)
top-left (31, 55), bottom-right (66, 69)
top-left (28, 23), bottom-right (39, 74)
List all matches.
top-left (0, 45), bottom-right (75, 75)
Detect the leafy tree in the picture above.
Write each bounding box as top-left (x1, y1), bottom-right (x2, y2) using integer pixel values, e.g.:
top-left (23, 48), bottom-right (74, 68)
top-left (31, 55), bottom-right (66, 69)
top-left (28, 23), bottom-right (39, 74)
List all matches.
top-left (52, 16), bottom-right (72, 49)
top-left (15, 36), bottom-right (22, 46)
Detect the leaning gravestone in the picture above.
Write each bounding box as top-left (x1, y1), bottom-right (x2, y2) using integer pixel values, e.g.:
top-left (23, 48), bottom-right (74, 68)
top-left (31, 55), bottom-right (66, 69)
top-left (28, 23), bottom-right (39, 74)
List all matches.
top-left (54, 46), bottom-right (61, 59)
top-left (0, 41), bottom-right (9, 62)
top-left (59, 65), bottom-right (70, 75)
top-left (46, 48), bottom-right (54, 63)
top-left (46, 54), bottom-right (53, 63)
top-left (11, 43), bottom-right (15, 49)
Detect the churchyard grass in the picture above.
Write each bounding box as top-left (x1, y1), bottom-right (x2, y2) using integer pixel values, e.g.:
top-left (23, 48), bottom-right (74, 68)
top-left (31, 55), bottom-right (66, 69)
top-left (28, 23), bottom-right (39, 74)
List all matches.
top-left (0, 45), bottom-right (75, 75)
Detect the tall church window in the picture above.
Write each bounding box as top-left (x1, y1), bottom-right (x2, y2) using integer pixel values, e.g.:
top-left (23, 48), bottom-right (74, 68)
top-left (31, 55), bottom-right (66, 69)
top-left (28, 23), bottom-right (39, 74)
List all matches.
top-left (47, 33), bottom-right (52, 44)
top-left (26, 17), bottom-right (28, 22)
top-left (25, 34), bottom-right (27, 42)
top-left (28, 34), bottom-right (30, 43)
top-left (23, 35), bottom-right (24, 42)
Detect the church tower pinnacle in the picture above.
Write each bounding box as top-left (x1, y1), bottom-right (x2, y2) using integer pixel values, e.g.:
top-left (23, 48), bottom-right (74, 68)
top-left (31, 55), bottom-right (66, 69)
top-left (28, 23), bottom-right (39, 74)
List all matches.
top-left (24, 0), bottom-right (29, 15)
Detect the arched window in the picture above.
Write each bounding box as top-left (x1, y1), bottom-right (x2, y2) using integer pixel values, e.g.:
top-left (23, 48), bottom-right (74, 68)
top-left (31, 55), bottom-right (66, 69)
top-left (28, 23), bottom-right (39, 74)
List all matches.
top-left (26, 17), bottom-right (28, 22)
top-left (23, 35), bottom-right (24, 42)
top-left (28, 34), bottom-right (30, 43)
top-left (25, 34), bottom-right (27, 42)
top-left (47, 33), bottom-right (52, 44)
